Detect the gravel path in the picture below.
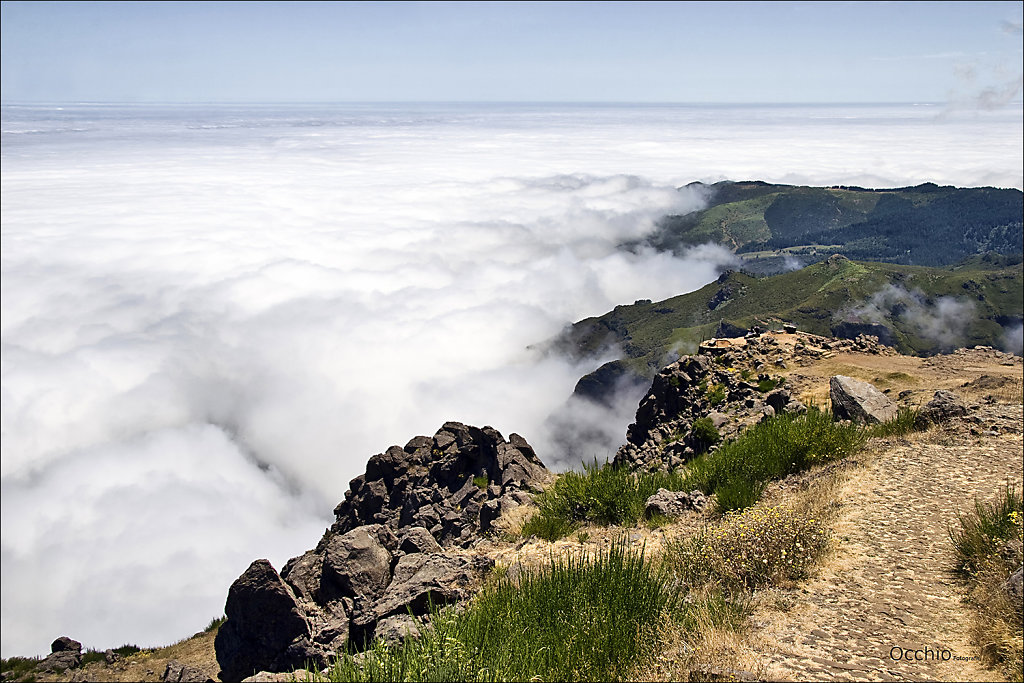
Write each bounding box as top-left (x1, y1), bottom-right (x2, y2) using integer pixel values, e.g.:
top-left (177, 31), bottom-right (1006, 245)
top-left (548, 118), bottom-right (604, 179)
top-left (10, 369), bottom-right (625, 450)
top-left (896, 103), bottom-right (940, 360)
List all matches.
top-left (753, 410), bottom-right (1023, 682)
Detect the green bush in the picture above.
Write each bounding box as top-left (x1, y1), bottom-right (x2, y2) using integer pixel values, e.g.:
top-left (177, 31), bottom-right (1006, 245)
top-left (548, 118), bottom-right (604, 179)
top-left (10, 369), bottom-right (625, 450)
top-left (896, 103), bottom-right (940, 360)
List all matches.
top-left (670, 504), bottom-right (830, 591)
top-left (522, 461), bottom-right (690, 540)
top-left (683, 408), bottom-right (864, 512)
top-left (950, 485), bottom-right (1023, 579)
top-left (323, 542), bottom-right (681, 682)
top-left (690, 417), bottom-right (721, 453)
top-left (706, 383), bottom-right (727, 406)
top-left (1, 656), bottom-right (41, 682)
top-left (866, 406), bottom-right (921, 438)
top-left (757, 378), bottom-right (778, 393)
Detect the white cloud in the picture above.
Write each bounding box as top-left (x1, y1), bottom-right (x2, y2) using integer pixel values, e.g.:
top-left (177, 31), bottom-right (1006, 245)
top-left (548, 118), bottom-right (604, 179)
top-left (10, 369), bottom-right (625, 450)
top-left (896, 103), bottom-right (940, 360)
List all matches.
top-left (2, 103), bottom-right (1022, 656)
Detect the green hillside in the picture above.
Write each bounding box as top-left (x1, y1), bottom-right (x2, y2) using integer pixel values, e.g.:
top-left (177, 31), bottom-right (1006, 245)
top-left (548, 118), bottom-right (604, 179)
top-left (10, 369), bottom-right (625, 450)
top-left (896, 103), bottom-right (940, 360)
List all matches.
top-left (555, 255), bottom-right (1023, 404)
top-left (645, 181), bottom-right (1023, 270)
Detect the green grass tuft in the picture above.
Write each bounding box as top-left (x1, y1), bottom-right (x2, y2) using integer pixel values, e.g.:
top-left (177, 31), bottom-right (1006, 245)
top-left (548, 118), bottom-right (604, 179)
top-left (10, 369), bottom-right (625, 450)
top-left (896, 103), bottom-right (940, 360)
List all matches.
top-left (322, 541), bottom-right (684, 682)
top-left (521, 461), bottom-right (690, 540)
top-left (683, 408), bottom-right (864, 512)
top-left (949, 484), bottom-right (1023, 579)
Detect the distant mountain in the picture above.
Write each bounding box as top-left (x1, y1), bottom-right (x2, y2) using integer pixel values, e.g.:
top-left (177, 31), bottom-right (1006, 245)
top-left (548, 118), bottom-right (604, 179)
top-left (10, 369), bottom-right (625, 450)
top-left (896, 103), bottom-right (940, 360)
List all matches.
top-left (640, 181), bottom-right (1023, 272)
top-left (552, 255), bottom-right (1023, 405)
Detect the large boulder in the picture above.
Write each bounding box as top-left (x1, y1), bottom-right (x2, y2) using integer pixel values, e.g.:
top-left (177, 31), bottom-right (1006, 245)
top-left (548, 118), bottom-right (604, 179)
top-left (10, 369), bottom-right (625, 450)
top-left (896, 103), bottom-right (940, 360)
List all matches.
top-left (829, 376), bottom-right (897, 424)
top-left (215, 560), bottom-right (327, 682)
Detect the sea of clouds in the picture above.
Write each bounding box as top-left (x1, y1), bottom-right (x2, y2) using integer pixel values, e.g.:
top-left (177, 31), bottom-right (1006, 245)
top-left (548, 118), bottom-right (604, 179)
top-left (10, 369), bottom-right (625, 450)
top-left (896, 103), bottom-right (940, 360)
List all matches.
top-left (2, 102), bottom-right (1022, 656)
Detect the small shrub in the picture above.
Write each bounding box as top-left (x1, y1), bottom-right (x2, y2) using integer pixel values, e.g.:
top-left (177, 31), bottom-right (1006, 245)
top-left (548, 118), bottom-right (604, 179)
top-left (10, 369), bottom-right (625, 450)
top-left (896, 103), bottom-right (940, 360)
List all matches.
top-left (1, 656), bottom-right (41, 682)
top-left (671, 504), bottom-right (830, 592)
top-left (757, 378), bottom-right (778, 393)
top-left (690, 417), bottom-right (721, 453)
top-left (740, 368), bottom-right (752, 381)
top-left (472, 475), bottom-right (489, 490)
top-left (950, 485), bottom-right (1023, 579)
top-left (521, 512), bottom-right (579, 542)
top-left (81, 650), bottom-right (106, 666)
top-left (707, 383), bottom-right (727, 406)
top-left (204, 615), bottom-right (227, 633)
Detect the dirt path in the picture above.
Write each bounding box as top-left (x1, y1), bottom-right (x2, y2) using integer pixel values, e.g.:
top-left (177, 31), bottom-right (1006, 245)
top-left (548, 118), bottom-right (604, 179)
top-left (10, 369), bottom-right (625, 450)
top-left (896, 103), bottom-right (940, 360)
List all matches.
top-left (751, 412), bottom-right (1023, 682)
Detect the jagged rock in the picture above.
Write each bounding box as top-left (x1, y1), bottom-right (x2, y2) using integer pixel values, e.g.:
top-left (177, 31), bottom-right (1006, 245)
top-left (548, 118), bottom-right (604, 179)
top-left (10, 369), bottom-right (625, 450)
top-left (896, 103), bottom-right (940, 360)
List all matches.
top-left (162, 659), bottom-right (212, 682)
top-left (333, 423), bottom-right (549, 548)
top-left (829, 376), bottom-right (897, 424)
top-left (644, 489), bottom-right (708, 518)
top-left (369, 553), bottom-right (493, 623)
top-left (614, 353), bottom-right (787, 472)
top-left (914, 390), bottom-right (969, 428)
top-left (399, 527), bottom-right (442, 555)
top-left (215, 559), bottom-right (327, 682)
top-left (36, 636), bottom-right (82, 673)
top-left (103, 649), bottom-right (120, 664)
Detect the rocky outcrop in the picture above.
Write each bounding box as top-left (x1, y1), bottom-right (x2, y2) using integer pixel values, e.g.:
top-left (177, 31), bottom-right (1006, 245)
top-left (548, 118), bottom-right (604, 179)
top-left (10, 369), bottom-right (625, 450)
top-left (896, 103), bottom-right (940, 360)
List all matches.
top-left (217, 423), bottom-right (540, 681)
top-left (216, 530), bottom-right (494, 681)
top-left (35, 636), bottom-right (82, 673)
top-left (332, 422), bottom-right (550, 547)
top-left (613, 353), bottom-right (799, 472)
top-left (829, 376), bottom-right (898, 424)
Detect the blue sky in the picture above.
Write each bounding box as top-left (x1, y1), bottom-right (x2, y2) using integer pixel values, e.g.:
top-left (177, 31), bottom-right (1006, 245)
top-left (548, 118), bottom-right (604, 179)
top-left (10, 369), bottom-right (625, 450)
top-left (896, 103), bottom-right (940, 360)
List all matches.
top-left (1, 1), bottom-right (1022, 103)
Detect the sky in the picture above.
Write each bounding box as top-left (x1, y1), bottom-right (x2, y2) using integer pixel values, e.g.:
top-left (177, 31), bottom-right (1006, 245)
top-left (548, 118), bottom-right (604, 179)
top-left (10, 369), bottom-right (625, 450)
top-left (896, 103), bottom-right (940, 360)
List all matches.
top-left (1, 1), bottom-right (1023, 104)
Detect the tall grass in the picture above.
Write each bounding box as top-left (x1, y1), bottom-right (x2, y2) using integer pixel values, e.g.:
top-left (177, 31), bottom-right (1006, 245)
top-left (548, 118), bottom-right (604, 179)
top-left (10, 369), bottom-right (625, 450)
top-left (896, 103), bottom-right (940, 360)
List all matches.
top-left (683, 408), bottom-right (865, 511)
top-left (521, 460), bottom-right (690, 540)
top-left (949, 485), bottom-right (1023, 579)
top-left (322, 541), bottom-right (682, 682)
top-left (948, 485), bottom-right (1023, 679)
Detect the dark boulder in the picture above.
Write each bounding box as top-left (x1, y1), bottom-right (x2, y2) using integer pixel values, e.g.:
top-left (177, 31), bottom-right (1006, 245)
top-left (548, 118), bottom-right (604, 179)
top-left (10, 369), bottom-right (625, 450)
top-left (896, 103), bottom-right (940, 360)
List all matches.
top-left (914, 390), bottom-right (968, 428)
top-left (215, 560), bottom-right (326, 682)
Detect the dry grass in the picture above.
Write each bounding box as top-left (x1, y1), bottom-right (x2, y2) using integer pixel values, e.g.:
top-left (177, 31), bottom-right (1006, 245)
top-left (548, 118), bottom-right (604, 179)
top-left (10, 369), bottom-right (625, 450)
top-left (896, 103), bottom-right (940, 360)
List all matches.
top-left (967, 565), bottom-right (1024, 681)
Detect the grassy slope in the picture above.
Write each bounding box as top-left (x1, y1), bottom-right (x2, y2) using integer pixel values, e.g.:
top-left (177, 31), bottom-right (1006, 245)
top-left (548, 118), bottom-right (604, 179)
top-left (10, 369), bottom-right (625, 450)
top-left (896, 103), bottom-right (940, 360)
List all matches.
top-left (560, 256), bottom-right (1024, 386)
top-left (649, 181), bottom-right (1023, 268)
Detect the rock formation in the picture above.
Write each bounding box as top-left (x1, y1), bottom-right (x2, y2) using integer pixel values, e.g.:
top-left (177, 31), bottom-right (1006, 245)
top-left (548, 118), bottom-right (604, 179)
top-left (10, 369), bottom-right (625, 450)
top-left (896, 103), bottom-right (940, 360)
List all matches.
top-left (614, 352), bottom-right (801, 472)
top-left (332, 421), bottom-right (550, 546)
top-left (215, 423), bottom-right (549, 682)
top-left (35, 636), bottom-right (82, 673)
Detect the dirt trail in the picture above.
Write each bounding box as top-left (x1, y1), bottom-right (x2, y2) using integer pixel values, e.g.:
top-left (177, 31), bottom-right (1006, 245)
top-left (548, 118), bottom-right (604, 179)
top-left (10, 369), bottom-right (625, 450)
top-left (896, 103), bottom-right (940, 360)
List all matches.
top-left (750, 411), bottom-right (1023, 682)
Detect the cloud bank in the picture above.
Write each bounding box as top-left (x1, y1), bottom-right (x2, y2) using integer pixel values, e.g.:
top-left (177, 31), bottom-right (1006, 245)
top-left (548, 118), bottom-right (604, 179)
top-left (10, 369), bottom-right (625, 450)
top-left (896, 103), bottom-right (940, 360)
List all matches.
top-left (1, 103), bottom-right (1021, 656)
